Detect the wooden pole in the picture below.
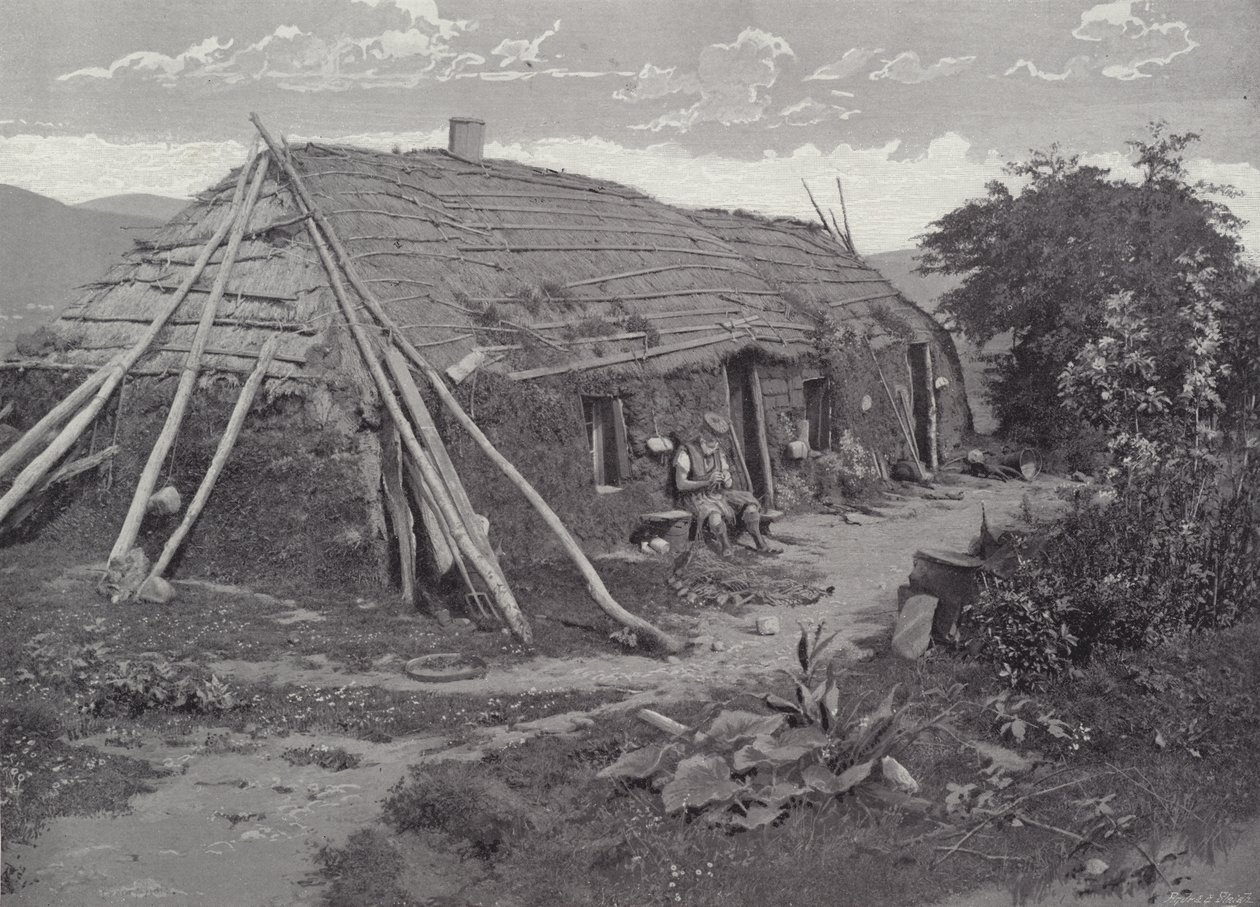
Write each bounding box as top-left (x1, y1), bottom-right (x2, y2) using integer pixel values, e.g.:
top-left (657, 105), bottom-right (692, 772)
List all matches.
top-left (0, 366), bottom-right (112, 480)
top-left (748, 363), bottom-right (776, 509)
top-left (108, 151), bottom-right (271, 568)
top-left (719, 364), bottom-right (754, 492)
top-left (835, 177), bottom-right (856, 255)
top-left (867, 339), bottom-right (923, 471)
top-left (274, 158), bottom-right (534, 644)
top-left (403, 455), bottom-right (455, 577)
top-left (0, 142), bottom-right (261, 527)
top-left (0, 445), bottom-right (119, 533)
top-left (403, 452), bottom-right (482, 607)
top-left (143, 336), bottom-right (279, 583)
top-left (383, 348), bottom-right (502, 572)
top-left (251, 112), bottom-right (682, 653)
top-left (802, 180), bottom-right (838, 242)
top-left (381, 418), bottom-right (418, 603)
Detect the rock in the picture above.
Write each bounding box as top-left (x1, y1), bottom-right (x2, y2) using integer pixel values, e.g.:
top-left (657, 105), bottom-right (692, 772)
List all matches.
top-left (891, 594), bottom-right (938, 660)
top-left (648, 537), bottom-right (670, 555)
top-left (137, 575), bottom-right (175, 604)
top-left (756, 616), bottom-right (780, 636)
top-left (97, 547), bottom-right (150, 601)
top-left (666, 655), bottom-right (681, 665)
top-left (146, 485), bottom-right (182, 516)
top-left (453, 617), bottom-right (473, 627)
top-left (711, 640), bottom-right (727, 652)
top-left (1071, 471), bottom-right (1089, 483)
top-left (433, 608), bottom-right (451, 626)
top-left (500, 628), bottom-right (511, 636)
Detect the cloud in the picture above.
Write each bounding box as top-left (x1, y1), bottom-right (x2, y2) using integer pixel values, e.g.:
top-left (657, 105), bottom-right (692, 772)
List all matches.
top-left (1007, 1), bottom-right (1197, 83)
top-left (490, 19), bottom-right (559, 68)
top-left (56, 0), bottom-right (480, 91)
top-left (613, 63), bottom-right (697, 102)
top-left (58, 36), bottom-right (235, 82)
top-left (868, 51), bottom-right (975, 84)
top-left (777, 97), bottom-right (860, 127)
top-left (619, 28), bottom-right (794, 132)
top-left (803, 48), bottom-right (881, 82)
top-left (1004, 56), bottom-right (1091, 82)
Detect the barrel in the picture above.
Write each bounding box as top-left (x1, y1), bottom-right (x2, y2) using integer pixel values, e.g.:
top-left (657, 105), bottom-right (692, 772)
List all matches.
top-left (1000, 448), bottom-right (1042, 480)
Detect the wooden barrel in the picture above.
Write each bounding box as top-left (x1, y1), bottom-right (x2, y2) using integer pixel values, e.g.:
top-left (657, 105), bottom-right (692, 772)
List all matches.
top-left (1000, 448), bottom-right (1042, 480)
top-left (910, 548), bottom-right (985, 638)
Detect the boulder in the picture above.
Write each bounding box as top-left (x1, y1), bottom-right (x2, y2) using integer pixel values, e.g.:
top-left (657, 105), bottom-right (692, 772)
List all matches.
top-left (137, 575), bottom-right (176, 604)
top-left (891, 594), bottom-right (938, 660)
top-left (146, 485), bottom-right (182, 516)
top-left (756, 616), bottom-right (780, 636)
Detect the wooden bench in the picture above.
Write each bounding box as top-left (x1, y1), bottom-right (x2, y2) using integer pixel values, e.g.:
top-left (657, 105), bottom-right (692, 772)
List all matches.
top-left (638, 507), bottom-right (784, 545)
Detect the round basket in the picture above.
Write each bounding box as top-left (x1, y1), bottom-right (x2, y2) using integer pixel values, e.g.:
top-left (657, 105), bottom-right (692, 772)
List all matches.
top-left (403, 653), bottom-right (488, 683)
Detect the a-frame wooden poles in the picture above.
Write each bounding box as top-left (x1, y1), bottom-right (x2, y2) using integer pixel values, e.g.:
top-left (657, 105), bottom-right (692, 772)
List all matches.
top-left (142, 335), bottom-right (280, 586)
top-left (251, 113), bottom-right (683, 653)
top-left (0, 141), bottom-right (261, 528)
top-left (274, 172), bottom-right (534, 644)
top-left (107, 150), bottom-right (270, 569)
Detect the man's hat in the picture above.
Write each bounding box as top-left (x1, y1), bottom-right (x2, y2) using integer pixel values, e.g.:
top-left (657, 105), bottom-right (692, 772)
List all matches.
top-left (702, 412), bottom-right (730, 436)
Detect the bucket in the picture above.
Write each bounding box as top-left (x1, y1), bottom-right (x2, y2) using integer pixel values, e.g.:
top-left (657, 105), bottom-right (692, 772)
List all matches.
top-left (1000, 448), bottom-right (1042, 480)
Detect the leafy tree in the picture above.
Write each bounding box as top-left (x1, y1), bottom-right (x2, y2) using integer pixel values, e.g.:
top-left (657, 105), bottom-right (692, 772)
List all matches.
top-left (916, 123), bottom-right (1245, 446)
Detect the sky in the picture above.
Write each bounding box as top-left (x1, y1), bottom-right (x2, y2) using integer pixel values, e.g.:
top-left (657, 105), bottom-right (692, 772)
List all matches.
top-left (1, 0), bottom-right (1258, 255)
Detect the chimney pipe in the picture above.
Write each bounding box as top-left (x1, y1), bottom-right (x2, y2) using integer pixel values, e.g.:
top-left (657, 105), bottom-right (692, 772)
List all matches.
top-left (448, 117), bottom-right (485, 163)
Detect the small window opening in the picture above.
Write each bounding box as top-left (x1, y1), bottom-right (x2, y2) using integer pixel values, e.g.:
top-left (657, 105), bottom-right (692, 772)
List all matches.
top-left (581, 395), bottom-right (629, 488)
top-left (803, 378), bottom-right (832, 450)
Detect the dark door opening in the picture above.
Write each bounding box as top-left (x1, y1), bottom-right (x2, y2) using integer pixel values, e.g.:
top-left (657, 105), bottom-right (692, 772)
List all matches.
top-left (803, 377), bottom-right (832, 450)
top-left (724, 355), bottom-right (769, 502)
top-left (582, 395), bottom-right (629, 487)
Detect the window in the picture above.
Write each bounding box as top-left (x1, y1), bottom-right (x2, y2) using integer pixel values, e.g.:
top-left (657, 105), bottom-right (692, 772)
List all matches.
top-left (803, 378), bottom-right (832, 450)
top-left (581, 395), bottom-right (630, 488)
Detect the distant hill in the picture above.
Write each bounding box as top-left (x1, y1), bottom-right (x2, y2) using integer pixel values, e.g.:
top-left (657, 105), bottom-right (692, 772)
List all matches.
top-left (75, 192), bottom-right (189, 222)
top-left (866, 248), bottom-right (1007, 434)
top-left (0, 185), bottom-right (167, 356)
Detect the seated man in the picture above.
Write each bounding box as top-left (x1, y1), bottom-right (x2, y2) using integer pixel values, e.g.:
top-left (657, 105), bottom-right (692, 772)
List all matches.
top-left (673, 412), bottom-right (778, 556)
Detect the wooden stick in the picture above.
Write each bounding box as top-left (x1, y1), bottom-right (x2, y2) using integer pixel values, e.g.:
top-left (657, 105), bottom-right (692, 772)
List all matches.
top-left (143, 337), bottom-right (279, 583)
top-left (802, 180), bottom-right (838, 242)
top-left (0, 365), bottom-right (113, 480)
top-left (108, 151), bottom-right (272, 568)
top-left (507, 332), bottom-right (744, 381)
top-left (748, 363), bottom-right (775, 508)
top-left (0, 445), bottom-right (120, 532)
top-left (383, 349), bottom-right (506, 576)
top-left (402, 454), bottom-right (455, 577)
top-left (469, 287), bottom-right (781, 305)
top-left (836, 177), bottom-right (856, 255)
top-left (867, 338), bottom-right (923, 470)
top-left (252, 112), bottom-right (681, 653)
top-left (0, 141), bottom-right (261, 528)
top-left (380, 416), bottom-right (417, 603)
top-left (455, 243), bottom-right (741, 261)
top-left (563, 262), bottom-right (757, 289)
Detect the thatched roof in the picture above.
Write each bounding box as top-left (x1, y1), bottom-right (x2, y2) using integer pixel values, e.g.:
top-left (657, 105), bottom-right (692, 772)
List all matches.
top-left (33, 142), bottom-right (947, 386)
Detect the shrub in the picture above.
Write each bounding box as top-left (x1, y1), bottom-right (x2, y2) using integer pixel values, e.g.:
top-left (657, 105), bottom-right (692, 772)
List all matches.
top-left (598, 626), bottom-right (950, 827)
top-left (966, 454), bottom-right (1259, 689)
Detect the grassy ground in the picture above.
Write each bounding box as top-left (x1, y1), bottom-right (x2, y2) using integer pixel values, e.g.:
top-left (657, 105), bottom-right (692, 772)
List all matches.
top-left (0, 537), bottom-right (671, 892)
top-left (315, 618), bottom-right (1260, 907)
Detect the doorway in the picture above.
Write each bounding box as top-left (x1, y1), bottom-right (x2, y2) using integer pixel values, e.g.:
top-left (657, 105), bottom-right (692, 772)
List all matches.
top-left (724, 354), bottom-right (772, 504)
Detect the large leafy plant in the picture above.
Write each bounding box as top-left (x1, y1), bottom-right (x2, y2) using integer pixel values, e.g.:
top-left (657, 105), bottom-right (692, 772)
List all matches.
top-left (599, 626), bottom-right (950, 827)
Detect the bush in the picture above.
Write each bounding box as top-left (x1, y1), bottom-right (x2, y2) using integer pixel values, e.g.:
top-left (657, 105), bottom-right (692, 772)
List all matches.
top-left (316, 828), bottom-right (421, 907)
top-left (967, 454), bottom-right (1259, 689)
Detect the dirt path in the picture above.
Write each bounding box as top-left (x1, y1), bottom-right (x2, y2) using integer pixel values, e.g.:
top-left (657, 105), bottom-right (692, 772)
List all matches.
top-left (7, 475), bottom-right (1060, 906)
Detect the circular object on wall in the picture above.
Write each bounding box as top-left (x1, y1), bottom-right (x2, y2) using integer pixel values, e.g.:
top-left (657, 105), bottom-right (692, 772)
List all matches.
top-left (861, 394), bottom-right (873, 412)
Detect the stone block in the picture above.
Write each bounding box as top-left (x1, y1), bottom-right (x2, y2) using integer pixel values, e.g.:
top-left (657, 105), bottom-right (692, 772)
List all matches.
top-left (891, 594), bottom-right (938, 660)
